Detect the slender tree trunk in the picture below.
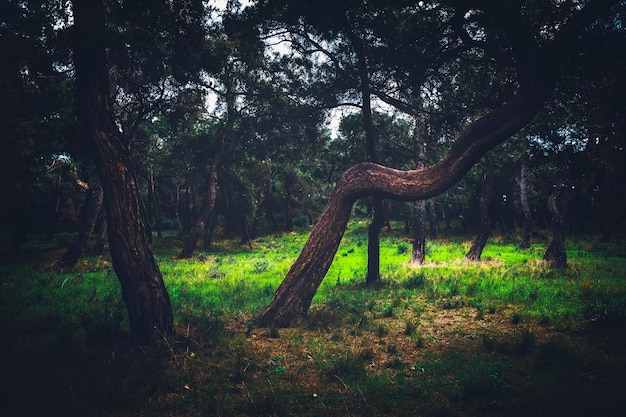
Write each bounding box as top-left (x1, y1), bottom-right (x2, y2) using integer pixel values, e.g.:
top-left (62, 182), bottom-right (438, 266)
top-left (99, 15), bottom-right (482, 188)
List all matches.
top-left (410, 112), bottom-right (427, 265)
top-left (543, 184), bottom-right (568, 268)
top-left (175, 183), bottom-right (182, 231)
top-left (519, 162), bottom-right (532, 249)
top-left (179, 154), bottom-right (220, 258)
top-left (72, 0), bottom-right (174, 343)
top-left (241, 170), bottom-right (272, 246)
top-left (58, 181), bottom-right (103, 268)
top-left (410, 200), bottom-right (427, 265)
top-left (366, 197), bottom-right (383, 284)
top-left (427, 199), bottom-right (438, 240)
top-left (465, 169), bottom-right (495, 261)
top-left (350, 30), bottom-right (383, 286)
top-left (147, 168), bottom-right (162, 239)
top-left (285, 180), bottom-right (294, 231)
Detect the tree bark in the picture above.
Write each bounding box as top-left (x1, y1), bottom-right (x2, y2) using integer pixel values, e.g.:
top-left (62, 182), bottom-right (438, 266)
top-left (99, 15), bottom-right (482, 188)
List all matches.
top-left (258, 70), bottom-right (550, 326)
top-left (351, 29), bottom-right (383, 286)
top-left (366, 197), bottom-right (383, 284)
top-left (179, 154), bottom-right (219, 258)
top-left (410, 112), bottom-right (427, 266)
top-left (519, 162), bottom-right (532, 249)
top-left (465, 169), bottom-right (495, 261)
top-left (58, 181), bottom-right (103, 268)
top-left (72, 0), bottom-right (174, 343)
top-left (241, 170), bottom-right (273, 246)
top-left (543, 184), bottom-right (568, 269)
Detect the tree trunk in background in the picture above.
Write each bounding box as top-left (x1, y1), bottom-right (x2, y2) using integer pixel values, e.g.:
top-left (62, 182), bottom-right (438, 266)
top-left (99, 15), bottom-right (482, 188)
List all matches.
top-left (410, 199), bottom-right (427, 265)
top-left (410, 113), bottom-right (427, 266)
top-left (284, 179), bottom-right (294, 231)
top-left (72, 0), bottom-right (174, 343)
top-left (543, 184), bottom-right (568, 268)
top-left (179, 154), bottom-right (220, 258)
top-left (241, 170), bottom-right (273, 246)
top-left (350, 30), bottom-right (383, 286)
top-left (147, 168), bottom-right (162, 239)
top-left (58, 181), bottom-right (103, 268)
top-left (366, 197), bottom-right (383, 284)
top-left (519, 162), bottom-right (532, 249)
top-left (427, 199), bottom-right (438, 240)
top-left (465, 169), bottom-right (495, 261)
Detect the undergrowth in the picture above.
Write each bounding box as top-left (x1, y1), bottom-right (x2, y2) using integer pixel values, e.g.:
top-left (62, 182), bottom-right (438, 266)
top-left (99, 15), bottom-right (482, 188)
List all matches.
top-left (1, 223), bottom-right (625, 416)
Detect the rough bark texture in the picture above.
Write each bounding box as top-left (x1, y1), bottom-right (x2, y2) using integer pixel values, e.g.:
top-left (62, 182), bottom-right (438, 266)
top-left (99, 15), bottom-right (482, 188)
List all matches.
top-left (58, 181), bottom-right (103, 268)
top-left (465, 169), bottom-right (495, 261)
top-left (543, 185), bottom-right (568, 269)
top-left (519, 162), bottom-right (532, 249)
top-left (73, 0), bottom-right (174, 343)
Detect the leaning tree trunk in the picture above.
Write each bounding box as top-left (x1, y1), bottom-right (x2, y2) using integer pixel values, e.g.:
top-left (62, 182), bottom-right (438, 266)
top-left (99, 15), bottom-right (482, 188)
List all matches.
top-left (543, 184), bottom-right (568, 269)
top-left (518, 162), bottom-right (532, 249)
top-left (465, 169), bottom-right (495, 261)
top-left (72, 0), bottom-right (174, 343)
top-left (258, 76), bottom-right (550, 326)
top-left (58, 181), bottom-right (103, 268)
top-left (254, 0), bottom-right (605, 327)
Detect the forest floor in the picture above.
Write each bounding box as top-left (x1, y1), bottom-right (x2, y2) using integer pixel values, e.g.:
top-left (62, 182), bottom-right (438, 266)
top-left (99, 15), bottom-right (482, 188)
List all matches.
top-left (1, 222), bottom-right (625, 416)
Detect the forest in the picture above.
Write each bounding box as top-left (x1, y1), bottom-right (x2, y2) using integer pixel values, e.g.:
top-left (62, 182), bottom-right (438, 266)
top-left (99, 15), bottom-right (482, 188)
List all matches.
top-left (1, 0), bottom-right (625, 416)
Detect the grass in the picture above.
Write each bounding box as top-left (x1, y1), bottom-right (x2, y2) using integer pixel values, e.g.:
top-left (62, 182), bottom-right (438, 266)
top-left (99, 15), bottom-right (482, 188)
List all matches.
top-left (1, 221), bottom-right (625, 416)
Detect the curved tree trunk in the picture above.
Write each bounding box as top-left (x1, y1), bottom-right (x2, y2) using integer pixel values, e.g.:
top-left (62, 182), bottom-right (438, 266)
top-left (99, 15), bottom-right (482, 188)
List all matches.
top-left (58, 181), bottom-right (103, 268)
top-left (543, 184), bottom-right (567, 268)
top-left (258, 68), bottom-right (550, 326)
top-left (465, 169), bottom-right (495, 261)
top-left (73, 0), bottom-right (174, 343)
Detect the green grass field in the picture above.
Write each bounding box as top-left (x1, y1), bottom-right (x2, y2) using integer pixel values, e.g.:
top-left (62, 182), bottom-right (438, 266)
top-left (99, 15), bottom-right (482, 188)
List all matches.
top-left (1, 221), bottom-right (625, 416)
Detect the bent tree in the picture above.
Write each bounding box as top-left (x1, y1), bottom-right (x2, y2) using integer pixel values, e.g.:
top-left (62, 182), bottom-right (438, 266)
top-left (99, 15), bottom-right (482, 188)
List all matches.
top-left (258, 0), bottom-right (612, 327)
top-left (73, 0), bottom-right (174, 342)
